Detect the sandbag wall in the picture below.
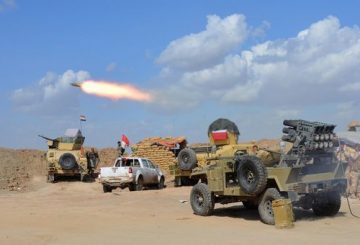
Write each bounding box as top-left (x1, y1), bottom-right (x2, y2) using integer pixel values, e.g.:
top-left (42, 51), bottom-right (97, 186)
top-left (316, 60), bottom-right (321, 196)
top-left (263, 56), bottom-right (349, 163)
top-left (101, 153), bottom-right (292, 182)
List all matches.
top-left (131, 137), bottom-right (179, 174)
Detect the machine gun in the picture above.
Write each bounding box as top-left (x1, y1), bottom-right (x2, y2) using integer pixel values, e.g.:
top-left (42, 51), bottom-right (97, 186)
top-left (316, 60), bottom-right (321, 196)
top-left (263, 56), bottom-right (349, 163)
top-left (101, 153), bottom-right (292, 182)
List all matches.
top-left (279, 120), bottom-right (337, 167)
top-left (38, 135), bottom-right (60, 149)
top-left (38, 135), bottom-right (57, 141)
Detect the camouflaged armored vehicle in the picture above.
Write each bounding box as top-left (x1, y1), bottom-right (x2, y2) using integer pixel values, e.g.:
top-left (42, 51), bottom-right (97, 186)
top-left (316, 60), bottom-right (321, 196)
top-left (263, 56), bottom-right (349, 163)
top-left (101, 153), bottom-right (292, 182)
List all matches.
top-left (189, 120), bottom-right (347, 225)
top-left (170, 118), bottom-right (279, 186)
top-left (40, 129), bottom-right (99, 182)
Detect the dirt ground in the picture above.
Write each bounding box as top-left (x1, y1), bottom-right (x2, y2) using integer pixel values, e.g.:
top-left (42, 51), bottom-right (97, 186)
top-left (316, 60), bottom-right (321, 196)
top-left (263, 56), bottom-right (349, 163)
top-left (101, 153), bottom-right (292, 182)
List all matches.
top-left (1, 177), bottom-right (360, 245)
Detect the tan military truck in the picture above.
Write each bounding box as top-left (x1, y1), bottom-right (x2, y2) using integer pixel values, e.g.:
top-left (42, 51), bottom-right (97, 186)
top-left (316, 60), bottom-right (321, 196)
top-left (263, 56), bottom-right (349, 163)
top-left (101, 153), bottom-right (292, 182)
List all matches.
top-left (40, 129), bottom-right (99, 182)
top-left (170, 118), bottom-right (279, 186)
top-left (189, 119), bottom-right (347, 225)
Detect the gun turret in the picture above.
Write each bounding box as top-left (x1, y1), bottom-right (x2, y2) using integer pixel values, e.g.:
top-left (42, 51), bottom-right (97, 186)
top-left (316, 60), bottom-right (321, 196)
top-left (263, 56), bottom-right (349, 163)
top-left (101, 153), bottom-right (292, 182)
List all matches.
top-left (38, 135), bottom-right (60, 148)
top-left (38, 135), bottom-right (57, 142)
top-left (38, 129), bottom-right (85, 150)
top-left (280, 119), bottom-right (337, 167)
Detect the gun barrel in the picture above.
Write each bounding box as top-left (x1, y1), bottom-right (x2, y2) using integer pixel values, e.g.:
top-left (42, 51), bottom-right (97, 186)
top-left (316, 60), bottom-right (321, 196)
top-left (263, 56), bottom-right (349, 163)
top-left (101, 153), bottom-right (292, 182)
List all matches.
top-left (38, 135), bottom-right (57, 141)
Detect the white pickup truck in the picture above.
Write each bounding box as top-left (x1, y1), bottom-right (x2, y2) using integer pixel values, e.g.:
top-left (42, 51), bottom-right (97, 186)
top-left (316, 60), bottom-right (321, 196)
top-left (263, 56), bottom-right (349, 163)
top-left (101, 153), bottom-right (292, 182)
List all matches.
top-left (99, 157), bottom-right (165, 193)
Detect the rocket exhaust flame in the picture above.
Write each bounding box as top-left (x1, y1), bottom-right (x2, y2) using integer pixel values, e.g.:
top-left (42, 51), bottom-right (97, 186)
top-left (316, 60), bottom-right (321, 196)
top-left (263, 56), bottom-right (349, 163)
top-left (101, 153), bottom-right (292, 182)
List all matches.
top-left (75, 80), bottom-right (152, 102)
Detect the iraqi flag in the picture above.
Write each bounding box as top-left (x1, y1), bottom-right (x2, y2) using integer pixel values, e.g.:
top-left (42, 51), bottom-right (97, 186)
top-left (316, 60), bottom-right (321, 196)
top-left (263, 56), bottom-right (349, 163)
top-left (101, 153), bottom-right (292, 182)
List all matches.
top-left (211, 130), bottom-right (228, 140)
top-left (121, 134), bottom-right (130, 148)
top-left (80, 115), bottom-right (86, 121)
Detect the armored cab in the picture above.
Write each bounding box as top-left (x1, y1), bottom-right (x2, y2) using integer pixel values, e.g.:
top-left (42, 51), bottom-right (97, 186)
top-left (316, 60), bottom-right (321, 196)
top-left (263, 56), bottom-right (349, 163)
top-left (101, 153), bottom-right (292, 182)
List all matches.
top-left (171, 118), bottom-right (279, 186)
top-left (41, 129), bottom-right (99, 182)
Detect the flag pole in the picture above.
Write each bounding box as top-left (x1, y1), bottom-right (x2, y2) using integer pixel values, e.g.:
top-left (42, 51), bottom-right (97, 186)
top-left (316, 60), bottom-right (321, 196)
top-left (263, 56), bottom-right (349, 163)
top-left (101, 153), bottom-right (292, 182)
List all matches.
top-left (80, 119), bottom-right (83, 132)
top-left (79, 115), bottom-right (86, 133)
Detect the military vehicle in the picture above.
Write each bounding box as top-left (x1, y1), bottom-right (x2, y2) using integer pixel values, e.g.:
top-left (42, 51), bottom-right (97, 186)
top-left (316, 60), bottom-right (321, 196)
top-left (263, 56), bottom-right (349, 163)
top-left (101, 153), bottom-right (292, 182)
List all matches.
top-left (170, 118), bottom-right (279, 186)
top-left (39, 129), bottom-right (99, 182)
top-left (189, 119), bottom-right (347, 224)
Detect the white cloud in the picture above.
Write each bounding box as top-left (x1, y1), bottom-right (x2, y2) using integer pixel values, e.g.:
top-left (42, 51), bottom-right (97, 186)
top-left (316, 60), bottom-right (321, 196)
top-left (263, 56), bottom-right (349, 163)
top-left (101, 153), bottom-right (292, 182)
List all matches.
top-left (251, 21), bottom-right (271, 39)
top-left (152, 15), bottom-right (360, 110)
top-left (157, 14), bottom-right (248, 71)
top-left (11, 70), bottom-right (90, 116)
top-left (0, 0), bottom-right (16, 12)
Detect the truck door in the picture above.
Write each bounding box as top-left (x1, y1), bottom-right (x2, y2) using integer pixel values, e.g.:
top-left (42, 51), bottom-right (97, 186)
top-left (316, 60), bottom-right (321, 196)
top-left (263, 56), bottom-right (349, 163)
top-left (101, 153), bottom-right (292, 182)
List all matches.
top-left (140, 159), bottom-right (151, 184)
top-left (112, 159), bottom-right (122, 176)
top-left (145, 159), bottom-right (158, 184)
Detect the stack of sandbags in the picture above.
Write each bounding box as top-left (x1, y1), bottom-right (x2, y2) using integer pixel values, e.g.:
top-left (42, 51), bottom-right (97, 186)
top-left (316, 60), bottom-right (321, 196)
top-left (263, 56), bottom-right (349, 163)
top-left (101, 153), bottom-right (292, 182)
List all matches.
top-left (131, 137), bottom-right (186, 174)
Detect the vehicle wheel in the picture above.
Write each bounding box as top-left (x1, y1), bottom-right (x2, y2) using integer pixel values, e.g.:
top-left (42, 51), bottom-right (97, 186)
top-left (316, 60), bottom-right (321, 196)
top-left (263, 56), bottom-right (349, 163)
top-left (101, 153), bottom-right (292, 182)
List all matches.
top-left (47, 174), bottom-right (55, 183)
top-left (59, 153), bottom-right (77, 170)
top-left (136, 177), bottom-right (144, 191)
top-left (158, 177), bottom-right (165, 189)
top-left (312, 191), bottom-right (341, 216)
top-left (258, 188), bottom-right (282, 225)
top-left (242, 200), bottom-right (258, 209)
top-left (102, 184), bottom-right (112, 193)
top-left (174, 177), bottom-right (182, 187)
top-left (236, 155), bottom-right (267, 195)
top-left (178, 148), bottom-right (197, 170)
top-left (190, 183), bottom-right (214, 216)
top-left (129, 184), bottom-right (136, 192)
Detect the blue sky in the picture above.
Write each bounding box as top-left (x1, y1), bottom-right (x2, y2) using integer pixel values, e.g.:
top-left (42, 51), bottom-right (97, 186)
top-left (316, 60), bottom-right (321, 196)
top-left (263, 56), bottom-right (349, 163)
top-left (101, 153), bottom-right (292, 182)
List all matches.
top-left (1, 0), bottom-right (360, 149)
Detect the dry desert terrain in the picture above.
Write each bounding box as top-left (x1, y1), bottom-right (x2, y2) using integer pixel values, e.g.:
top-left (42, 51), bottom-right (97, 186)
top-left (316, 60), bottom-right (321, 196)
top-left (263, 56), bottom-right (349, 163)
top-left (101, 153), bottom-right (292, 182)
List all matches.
top-left (1, 177), bottom-right (360, 245)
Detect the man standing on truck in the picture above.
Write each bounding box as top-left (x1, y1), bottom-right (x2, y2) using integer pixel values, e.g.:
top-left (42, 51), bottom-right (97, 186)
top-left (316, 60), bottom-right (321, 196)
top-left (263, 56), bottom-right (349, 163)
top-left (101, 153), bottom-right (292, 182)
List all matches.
top-left (117, 141), bottom-right (124, 156)
top-left (117, 134), bottom-right (130, 157)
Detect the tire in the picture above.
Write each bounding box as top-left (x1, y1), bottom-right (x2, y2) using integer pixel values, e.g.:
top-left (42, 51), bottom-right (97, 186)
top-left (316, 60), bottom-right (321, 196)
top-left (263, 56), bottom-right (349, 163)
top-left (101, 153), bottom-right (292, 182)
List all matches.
top-left (236, 155), bottom-right (267, 195)
top-left (103, 184), bottom-right (112, 193)
top-left (312, 191), bottom-right (341, 216)
top-left (158, 177), bottom-right (165, 189)
top-left (190, 183), bottom-right (215, 216)
top-left (136, 177), bottom-right (144, 191)
top-left (242, 200), bottom-right (258, 210)
top-left (258, 188), bottom-right (282, 225)
top-left (47, 174), bottom-right (55, 183)
top-left (174, 177), bottom-right (182, 187)
top-left (128, 184), bottom-right (136, 192)
top-left (81, 174), bottom-right (92, 182)
top-left (59, 153), bottom-right (77, 170)
top-left (178, 148), bottom-right (197, 170)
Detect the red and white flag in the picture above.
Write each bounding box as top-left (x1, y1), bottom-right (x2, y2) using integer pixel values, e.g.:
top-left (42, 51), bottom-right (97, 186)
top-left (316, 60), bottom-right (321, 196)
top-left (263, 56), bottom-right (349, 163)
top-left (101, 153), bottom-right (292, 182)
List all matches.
top-left (121, 134), bottom-right (130, 147)
top-left (80, 115), bottom-right (86, 121)
top-left (211, 130), bottom-right (228, 140)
